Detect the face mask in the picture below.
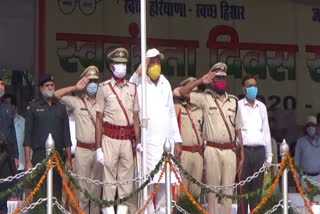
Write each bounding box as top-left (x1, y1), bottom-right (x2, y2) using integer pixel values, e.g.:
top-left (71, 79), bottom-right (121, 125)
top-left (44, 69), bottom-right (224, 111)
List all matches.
top-left (214, 81), bottom-right (226, 95)
top-left (147, 64), bottom-right (161, 81)
top-left (246, 86), bottom-right (258, 100)
top-left (113, 64), bottom-right (127, 79)
top-left (306, 126), bottom-right (316, 137)
top-left (41, 89), bottom-right (54, 99)
top-left (0, 88), bottom-right (4, 98)
top-left (86, 82), bottom-right (98, 96)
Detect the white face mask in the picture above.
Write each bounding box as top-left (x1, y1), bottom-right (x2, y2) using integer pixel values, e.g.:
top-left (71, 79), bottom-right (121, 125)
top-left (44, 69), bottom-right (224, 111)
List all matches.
top-left (41, 89), bottom-right (55, 99)
top-left (113, 64), bottom-right (127, 79)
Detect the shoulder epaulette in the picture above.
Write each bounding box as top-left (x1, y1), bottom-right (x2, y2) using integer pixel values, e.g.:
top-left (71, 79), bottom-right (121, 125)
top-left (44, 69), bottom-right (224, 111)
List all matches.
top-left (102, 80), bottom-right (111, 86)
top-left (229, 94), bottom-right (238, 101)
top-left (204, 88), bottom-right (214, 95)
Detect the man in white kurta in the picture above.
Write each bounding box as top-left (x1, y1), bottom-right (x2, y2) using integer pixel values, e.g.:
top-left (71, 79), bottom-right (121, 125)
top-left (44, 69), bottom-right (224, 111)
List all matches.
top-left (129, 48), bottom-right (182, 214)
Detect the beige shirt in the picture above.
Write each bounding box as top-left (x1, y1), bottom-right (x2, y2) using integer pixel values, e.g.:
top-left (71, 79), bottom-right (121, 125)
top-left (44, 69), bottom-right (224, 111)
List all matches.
top-left (61, 95), bottom-right (97, 143)
top-left (190, 90), bottom-right (242, 143)
top-left (177, 103), bottom-right (203, 146)
top-left (96, 78), bottom-right (139, 126)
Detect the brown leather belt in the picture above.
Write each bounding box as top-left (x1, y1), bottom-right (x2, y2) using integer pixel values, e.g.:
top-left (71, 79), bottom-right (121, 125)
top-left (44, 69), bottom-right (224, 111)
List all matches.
top-left (182, 145), bottom-right (203, 153)
top-left (77, 141), bottom-right (96, 151)
top-left (206, 141), bottom-right (235, 150)
top-left (103, 127), bottom-right (132, 137)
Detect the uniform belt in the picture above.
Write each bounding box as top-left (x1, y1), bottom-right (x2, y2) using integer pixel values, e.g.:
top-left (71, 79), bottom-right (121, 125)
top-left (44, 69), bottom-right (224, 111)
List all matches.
top-left (244, 145), bottom-right (264, 151)
top-left (304, 171), bottom-right (320, 177)
top-left (206, 141), bottom-right (235, 150)
top-left (103, 123), bottom-right (134, 140)
top-left (77, 141), bottom-right (96, 151)
top-left (181, 145), bottom-right (203, 153)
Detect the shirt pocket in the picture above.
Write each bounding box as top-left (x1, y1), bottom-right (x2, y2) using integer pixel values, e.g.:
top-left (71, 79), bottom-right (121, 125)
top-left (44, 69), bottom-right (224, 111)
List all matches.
top-left (125, 92), bottom-right (135, 111)
top-left (227, 108), bottom-right (236, 127)
top-left (207, 106), bottom-right (218, 116)
top-left (105, 95), bottom-right (119, 112)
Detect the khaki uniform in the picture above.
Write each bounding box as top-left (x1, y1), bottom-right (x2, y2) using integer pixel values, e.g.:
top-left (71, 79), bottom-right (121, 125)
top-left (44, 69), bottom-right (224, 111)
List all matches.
top-left (177, 103), bottom-right (204, 196)
top-left (96, 78), bottom-right (138, 203)
top-left (190, 89), bottom-right (242, 214)
top-left (61, 95), bottom-right (103, 214)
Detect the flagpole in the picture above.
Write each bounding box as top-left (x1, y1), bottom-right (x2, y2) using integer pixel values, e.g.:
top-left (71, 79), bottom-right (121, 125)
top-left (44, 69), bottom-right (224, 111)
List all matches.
top-left (140, 0), bottom-right (148, 212)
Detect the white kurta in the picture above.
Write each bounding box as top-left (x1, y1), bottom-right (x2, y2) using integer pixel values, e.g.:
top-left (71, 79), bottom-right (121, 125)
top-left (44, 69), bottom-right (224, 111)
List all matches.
top-left (129, 73), bottom-right (182, 183)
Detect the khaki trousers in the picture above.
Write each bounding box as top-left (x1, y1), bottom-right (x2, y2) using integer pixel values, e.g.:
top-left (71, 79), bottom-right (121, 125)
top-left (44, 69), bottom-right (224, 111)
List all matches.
top-left (101, 135), bottom-right (134, 203)
top-left (205, 147), bottom-right (236, 214)
top-left (181, 151), bottom-right (203, 196)
top-left (76, 147), bottom-right (103, 214)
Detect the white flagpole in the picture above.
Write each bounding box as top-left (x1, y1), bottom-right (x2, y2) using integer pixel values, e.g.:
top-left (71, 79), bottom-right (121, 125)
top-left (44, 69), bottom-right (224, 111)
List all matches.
top-left (140, 0), bottom-right (148, 212)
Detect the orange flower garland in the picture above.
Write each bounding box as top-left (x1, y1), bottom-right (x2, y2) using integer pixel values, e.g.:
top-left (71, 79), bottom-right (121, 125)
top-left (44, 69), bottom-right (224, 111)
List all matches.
top-left (250, 154), bottom-right (288, 213)
top-left (168, 159), bottom-right (209, 214)
top-left (306, 187), bottom-right (312, 193)
top-left (13, 155), bottom-right (55, 214)
top-left (53, 153), bottom-right (85, 214)
top-left (287, 153), bottom-right (314, 214)
top-left (137, 158), bottom-right (168, 214)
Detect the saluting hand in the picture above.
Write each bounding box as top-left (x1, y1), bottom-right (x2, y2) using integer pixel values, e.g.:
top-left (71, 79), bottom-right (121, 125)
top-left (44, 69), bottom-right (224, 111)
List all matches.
top-left (75, 76), bottom-right (90, 91)
top-left (201, 71), bottom-right (216, 85)
top-left (172, 87), bottom-right (182, 98)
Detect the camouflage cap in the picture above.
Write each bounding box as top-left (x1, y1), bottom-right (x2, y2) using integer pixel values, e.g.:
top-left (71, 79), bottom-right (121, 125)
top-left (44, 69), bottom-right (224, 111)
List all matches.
top-left (80, 65), bottom-right (99, 79)
top-left (107, 48), bottom-right (128, 63)
top-left (210, 62), bottom-right (227, 76)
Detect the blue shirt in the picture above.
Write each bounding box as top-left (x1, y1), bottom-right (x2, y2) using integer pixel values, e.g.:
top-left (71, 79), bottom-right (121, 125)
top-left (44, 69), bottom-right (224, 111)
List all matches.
top-left (14, 114), bottom-right (25, 170)
top-left (295, 135), bottom-right (320, 174)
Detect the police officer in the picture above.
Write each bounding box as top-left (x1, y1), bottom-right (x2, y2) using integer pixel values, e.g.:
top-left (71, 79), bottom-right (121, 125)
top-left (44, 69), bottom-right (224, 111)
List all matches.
top-left (174, 77), bottom-right (204, 197)
top-left (0, 74), bottom-right (18, 213)
top-left (95, 48), bottom-right (140, 214)
top-left (24, 73), bottom-right (72, 200)
top-left (175, 62), bottom-right (244, 214)
top-left (55, 66), bottom-right (102, 214)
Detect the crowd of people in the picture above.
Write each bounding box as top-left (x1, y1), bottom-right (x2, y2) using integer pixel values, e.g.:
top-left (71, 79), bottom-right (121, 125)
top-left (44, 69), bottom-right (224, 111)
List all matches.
top-left (0, 47), bottom-right (319, 214)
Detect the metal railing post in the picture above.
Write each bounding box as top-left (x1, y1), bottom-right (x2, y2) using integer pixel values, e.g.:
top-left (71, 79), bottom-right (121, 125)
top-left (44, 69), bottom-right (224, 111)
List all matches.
top-left (163, 138), bottom-right (172, 214)
top-left (280, 139), bottom-right (289, 214)
top-left (46, 133), bottom-right (55, 214)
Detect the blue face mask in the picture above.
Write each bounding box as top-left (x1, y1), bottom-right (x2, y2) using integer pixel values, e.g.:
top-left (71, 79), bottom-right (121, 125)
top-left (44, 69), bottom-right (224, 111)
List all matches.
top-left (306, 126), bottom-right (316, 137)
top-left (246, 86), bottom-right (258, 100)
top-left (86, 82), bottom-right (98, 96)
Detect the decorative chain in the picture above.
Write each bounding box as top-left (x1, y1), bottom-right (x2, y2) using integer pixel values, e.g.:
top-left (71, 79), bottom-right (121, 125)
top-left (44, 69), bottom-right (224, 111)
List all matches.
top-left (172, 200), bottom-right (191, 214)
top-left (153, 202), bottom-right (166, 213)
top-left (0, 163), bottom-right (41, 184)
top-left (53, 199), bottom-right (71, 214)
top-left (68, 170), bottom-right (151, 186)
top-left (288, 201), bottom-right (304, 214)
top-left (264, 199), bottom-right (283, 214)
top-left (302, 175), bottom-right (320, 188)
top-left (56, 151), bottom-right (168, 207)
top-left (170, 154), bottom-right (268, 190)
top-left (18, 197), bottom-right (47, 213)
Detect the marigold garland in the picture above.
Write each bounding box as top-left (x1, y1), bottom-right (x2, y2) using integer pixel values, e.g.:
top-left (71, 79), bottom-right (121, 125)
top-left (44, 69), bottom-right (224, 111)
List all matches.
top-left (287, 154), bottom-right (314, 214)
top-left (168, 159), bottom-right (209, 214)
top-left (13, 154), bottom-right (55, 214)
top-left (53, 153), bottom-right (85, 214)
top-left (137, 158), bottom-right (168, 214)
top-left (249, 154), bottom-right (288, 213)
